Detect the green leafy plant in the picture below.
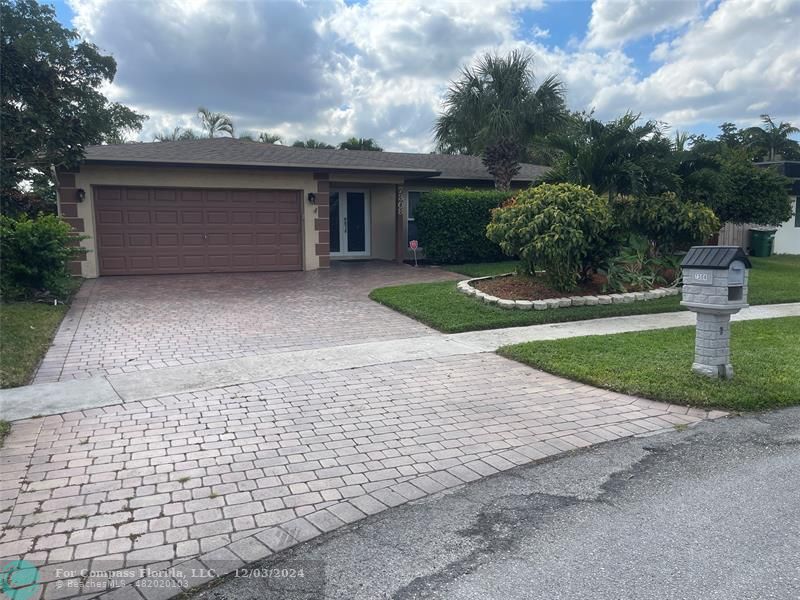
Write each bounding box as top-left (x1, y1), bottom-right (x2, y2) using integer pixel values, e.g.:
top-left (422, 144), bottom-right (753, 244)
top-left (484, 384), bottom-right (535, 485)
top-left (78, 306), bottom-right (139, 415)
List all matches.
top-left (414, 188), bottom-right (513, 263)
top-left (601, 235), bottom-right (683, 293)
top-left (486, 183), bottom-right (611, 292)
top-left (0, 214), bottom-right (85, 300)
top-left (612, 192), bottom-right (720, 254)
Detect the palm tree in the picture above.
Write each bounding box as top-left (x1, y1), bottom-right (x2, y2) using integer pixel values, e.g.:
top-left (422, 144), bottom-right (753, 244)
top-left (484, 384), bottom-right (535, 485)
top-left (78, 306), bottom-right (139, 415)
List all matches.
top-left (673, 130), bottom-right (689, 152)
top-left (544, 112), bottom-right (679, 198)
top-left (154, 127), bottom-right (199, 142)
top-left (258, 132), bottom-right (282, 144)
top-left (338, 137), bottom-right (383, 151)
top-left (434, 50), bottom-right (567, 190)
top-left (197, 106), bottom-right (234, 138)
top-left (291, 138), bottom-right (334, 149)
top-left (743, 114), bottom-right (800, 161)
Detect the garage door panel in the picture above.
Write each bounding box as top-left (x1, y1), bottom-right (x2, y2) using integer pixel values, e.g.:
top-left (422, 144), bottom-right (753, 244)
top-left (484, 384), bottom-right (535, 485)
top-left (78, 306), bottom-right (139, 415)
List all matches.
top-left (155, 210), bottom-right (178, 224)
top-left (181, 211), bottom-right (203, 224)
top-left (207, 233), bottom-right (229, 246)
top-left (128, 233), bottom-right (153, 247)
top-left (98, 233), bottom-right (124, 248)
top-left (255, 212), bottom-right (276, 224)
top-left (156, 233), bottom-right (179, 246)
top-left (157, 256), bottom-right (180, 269)
top-left (126, 211), bottom-right (151, 225)
top-left (231, 233), bottom-right (253, 245)
top-left (182, 233), bottom-right (205, 246)
top-left (98, 209), bottom-right (124, 225)
top-left (129, 256), bottom-right (155, 270)
top-left (206, 211), bottom-right (230, 224)
top-left (95, 186), bottom-right (301, 275)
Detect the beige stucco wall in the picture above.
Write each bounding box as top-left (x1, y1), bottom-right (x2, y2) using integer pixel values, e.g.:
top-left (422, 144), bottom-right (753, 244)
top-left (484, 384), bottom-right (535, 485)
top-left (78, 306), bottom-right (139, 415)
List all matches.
top-left (68, 165), bottom-right (320, 278)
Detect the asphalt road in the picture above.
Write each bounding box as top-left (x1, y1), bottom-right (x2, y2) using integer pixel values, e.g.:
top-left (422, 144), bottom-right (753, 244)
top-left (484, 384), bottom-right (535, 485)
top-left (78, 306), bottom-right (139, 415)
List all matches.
top-left (193, 406), bottom-right (800, 600)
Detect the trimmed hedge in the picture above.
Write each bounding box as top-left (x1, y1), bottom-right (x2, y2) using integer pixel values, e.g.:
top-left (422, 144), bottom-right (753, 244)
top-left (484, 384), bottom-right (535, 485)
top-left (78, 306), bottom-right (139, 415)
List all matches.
top-left (414, 188), bottom-right (514, 263)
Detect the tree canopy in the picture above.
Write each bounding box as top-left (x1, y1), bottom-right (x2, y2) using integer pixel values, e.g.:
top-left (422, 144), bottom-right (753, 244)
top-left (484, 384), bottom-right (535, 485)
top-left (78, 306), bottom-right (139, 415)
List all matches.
top-left (338, 137), bottom-right (383, 151)
top-left (434, 50), bottom-right (567, 190)
top-left (0, 0), bottom-right (146, 195)
top-left (292, 139), bottom-right (335, 149)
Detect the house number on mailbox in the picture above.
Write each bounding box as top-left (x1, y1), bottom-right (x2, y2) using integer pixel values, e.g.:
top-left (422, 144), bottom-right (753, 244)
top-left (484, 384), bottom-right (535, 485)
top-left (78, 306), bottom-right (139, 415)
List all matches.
top-left (692, 271), bottom-right (712, 285)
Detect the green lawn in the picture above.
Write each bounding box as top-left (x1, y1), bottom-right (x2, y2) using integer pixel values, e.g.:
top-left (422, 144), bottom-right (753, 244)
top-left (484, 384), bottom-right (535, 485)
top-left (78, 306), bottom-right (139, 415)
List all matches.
top-left (447, 261), bottom-right (519, 277)
top-left (498, 317), bottom-right (800, 412)
top-left (0, 419), bottom-right (10, 448)
top-left (372, 255), bottom-right (799, 333)
top-left (0, 301), bottom-right (71, 388)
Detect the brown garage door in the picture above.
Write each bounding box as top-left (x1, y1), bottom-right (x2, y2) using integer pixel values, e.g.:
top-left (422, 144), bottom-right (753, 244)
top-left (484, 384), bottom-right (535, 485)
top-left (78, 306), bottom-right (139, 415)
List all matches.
top-left (94, 186), bottom-right (302, 275)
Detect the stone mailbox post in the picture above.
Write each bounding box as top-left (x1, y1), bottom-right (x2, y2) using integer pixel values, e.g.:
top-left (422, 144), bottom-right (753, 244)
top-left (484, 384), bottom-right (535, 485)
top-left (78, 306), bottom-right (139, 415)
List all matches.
top-left (680, 246), bottom-right (751, 379)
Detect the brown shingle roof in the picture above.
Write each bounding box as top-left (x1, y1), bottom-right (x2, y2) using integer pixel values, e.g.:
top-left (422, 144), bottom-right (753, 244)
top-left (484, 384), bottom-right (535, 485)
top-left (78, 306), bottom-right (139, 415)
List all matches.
top-left (83, 138), bottom-right (548, 182)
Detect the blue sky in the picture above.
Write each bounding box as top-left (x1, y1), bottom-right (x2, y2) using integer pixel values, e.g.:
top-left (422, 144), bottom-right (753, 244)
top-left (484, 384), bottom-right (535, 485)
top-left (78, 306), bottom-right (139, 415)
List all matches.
top-left (50, 0), bottom-right (798, 151)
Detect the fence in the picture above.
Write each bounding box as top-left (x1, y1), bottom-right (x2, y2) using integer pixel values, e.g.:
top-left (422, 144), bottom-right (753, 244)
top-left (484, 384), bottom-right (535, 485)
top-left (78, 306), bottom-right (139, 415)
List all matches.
top-left (718, 223), bottom-right (751, 249)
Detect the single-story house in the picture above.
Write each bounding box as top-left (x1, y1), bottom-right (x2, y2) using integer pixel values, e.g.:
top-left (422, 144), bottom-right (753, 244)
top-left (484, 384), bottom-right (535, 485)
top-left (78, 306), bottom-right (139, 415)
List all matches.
top-left (56, 138), bottom-right (546, 277)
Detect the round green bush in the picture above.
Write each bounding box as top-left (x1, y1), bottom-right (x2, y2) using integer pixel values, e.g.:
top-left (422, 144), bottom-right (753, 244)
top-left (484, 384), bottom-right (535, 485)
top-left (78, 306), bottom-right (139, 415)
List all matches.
top-left (486, 183), bottom-right (611, 291)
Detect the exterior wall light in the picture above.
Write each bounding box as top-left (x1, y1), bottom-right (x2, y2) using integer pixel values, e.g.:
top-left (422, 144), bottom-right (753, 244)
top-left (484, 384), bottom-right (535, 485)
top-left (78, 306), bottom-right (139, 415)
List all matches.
top-left (307, 192), bottom-right (316, 204)
top-left (76, 188), bottom-right (86, 202)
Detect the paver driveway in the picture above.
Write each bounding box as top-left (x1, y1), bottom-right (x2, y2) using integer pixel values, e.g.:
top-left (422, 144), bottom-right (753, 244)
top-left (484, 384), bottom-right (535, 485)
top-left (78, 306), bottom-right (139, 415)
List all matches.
top-left (0, 353), bottom-right (721, 600)
top-left (34, 262), bottom-right (458, 383)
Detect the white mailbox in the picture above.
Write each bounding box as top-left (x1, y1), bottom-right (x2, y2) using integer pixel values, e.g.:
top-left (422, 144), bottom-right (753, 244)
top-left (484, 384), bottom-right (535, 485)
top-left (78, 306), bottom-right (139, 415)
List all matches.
top-left (680, 246), bottom-right (752, 379)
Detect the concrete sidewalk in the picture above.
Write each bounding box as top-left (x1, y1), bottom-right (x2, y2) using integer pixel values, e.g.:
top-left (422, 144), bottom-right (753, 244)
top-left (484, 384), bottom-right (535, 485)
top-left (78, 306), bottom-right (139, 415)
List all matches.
top-left (2, 302), bottom-right (798, 421)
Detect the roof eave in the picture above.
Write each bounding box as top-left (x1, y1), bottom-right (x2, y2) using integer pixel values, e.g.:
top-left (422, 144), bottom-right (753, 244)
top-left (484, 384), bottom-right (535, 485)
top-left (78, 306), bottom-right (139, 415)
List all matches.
top-left (81, 158), bottom-right (442, 179)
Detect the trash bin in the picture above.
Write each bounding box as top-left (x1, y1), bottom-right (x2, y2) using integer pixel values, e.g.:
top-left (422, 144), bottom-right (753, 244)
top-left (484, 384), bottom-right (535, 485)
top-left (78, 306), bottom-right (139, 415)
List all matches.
top-left (750, 229), bottom-right (776, 257)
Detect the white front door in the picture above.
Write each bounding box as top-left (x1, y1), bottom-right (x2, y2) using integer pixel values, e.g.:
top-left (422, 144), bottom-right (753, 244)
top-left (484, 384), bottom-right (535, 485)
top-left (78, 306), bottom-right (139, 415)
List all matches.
top-left (330, 189), bottom-right (370, 256)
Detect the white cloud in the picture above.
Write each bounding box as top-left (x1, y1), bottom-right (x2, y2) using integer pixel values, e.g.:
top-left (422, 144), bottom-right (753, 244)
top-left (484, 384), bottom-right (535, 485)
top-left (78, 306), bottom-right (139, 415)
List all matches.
top-left (530, 26), bottom-right (550, 39)
top-left (589, 0), bottom-right (800, 129)
top-left (586, 0), bottom-right (700, 49)
top-left (67, 0), bottom-right (799, 151)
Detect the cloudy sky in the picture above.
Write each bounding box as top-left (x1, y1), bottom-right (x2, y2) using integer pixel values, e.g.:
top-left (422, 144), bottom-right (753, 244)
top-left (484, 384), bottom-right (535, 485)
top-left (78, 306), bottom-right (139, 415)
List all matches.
top-left (51, 0), bottom-right (799, 152)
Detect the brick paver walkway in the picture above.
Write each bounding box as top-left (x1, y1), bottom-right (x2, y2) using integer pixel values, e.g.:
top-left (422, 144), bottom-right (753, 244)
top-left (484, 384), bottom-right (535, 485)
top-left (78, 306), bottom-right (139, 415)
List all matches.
top-left (34, 262), bottom-right (457, 383)
top-left (0, 354), bottom-right (722, 600)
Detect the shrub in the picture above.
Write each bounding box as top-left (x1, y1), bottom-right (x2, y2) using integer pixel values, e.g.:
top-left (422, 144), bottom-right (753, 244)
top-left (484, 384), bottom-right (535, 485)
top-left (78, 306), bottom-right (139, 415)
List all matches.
top-left (486, 183), bottom-right (611, 292)
top-left (0, 214), bottom-right (84, 300)
top-left (414, 188), bottom-right (513, 263)
top-left (612, 192), bottom-right (720, 253)
top-left (600, 234), bottom-right (681, 293)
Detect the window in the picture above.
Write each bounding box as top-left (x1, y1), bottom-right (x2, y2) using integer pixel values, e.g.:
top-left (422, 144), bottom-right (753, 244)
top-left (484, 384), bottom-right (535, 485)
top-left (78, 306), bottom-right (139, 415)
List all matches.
top-left (407, 191), bottom-right (422, 244)
top-left (795, 198), bottom-right (799, 228)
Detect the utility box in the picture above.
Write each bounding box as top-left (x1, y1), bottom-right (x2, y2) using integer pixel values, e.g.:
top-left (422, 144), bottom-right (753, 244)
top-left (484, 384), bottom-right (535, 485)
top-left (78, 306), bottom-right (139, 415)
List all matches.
top-left (680, 246), bottom-right (752, 379)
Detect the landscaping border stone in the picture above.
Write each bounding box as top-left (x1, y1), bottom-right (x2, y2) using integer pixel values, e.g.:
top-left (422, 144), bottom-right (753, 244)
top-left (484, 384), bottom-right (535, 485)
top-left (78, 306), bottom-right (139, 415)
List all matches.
top-left (457, 273), bottom-right (680, 310)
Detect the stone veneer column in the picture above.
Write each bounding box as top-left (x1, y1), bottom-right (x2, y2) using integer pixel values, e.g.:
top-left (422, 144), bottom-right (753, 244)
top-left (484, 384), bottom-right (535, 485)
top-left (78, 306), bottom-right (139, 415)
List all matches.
top-left (56, 171), bottom-right (86, 275)
top-left (692, 312), bottom-right (734, 379)
top-left (314, 173), bottom-right (331, 268)
top-left (394, 184), bottom-right (405, 263)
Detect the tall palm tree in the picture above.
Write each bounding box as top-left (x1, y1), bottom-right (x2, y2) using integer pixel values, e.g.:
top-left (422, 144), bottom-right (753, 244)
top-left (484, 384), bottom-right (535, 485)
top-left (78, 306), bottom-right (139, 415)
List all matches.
top-left (258, 132), bottom-right (282, 144)
top-left (338, 137), bottom-right (383, 151)
top-left (434, 50), bottom-right (567, 190)
top-left (197, 106), bottom-right (234, 138)
top-left (743, 114), bottom-right (800, 161)
top-left (291, 138), bottom-right (334, 149)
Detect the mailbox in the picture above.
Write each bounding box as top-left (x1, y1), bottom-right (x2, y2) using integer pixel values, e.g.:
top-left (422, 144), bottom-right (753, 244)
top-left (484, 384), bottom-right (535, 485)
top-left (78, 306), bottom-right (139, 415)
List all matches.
top-left (680, 246), bottom-right (752, 379)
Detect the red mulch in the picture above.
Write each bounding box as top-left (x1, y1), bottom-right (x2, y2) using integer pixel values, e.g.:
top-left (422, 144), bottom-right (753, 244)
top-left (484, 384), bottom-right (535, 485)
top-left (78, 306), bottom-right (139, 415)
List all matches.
top-left (473, 273), bottom-right (612, 300)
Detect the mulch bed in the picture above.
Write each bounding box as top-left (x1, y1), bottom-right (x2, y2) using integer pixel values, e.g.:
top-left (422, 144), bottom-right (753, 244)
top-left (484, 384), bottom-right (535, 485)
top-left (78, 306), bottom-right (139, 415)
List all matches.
top-left (473, 273), bottom-right (615, 301)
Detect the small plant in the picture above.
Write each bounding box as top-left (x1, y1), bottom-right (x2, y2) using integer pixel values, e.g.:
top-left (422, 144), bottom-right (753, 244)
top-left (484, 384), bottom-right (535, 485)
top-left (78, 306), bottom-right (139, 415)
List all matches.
top-left (177, 476), bottom-right (191, 483)
top-left (601, 235), bottom-right (681, 293)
